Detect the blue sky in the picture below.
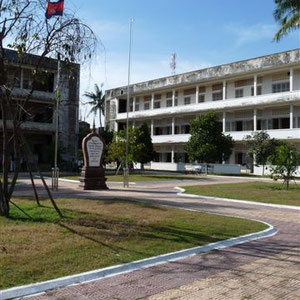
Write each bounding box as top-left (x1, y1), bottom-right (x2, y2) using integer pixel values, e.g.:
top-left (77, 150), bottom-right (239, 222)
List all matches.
top-left (72, 0), bottom-right (300, 123)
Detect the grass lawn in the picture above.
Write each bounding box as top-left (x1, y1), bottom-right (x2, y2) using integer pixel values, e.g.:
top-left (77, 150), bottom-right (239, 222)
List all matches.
top-left (0, 197), bottom-right (266, 289)
top-left (63, 174), bottom-right (201, 182)
top-left (184, 182), bottom-right (300, 206)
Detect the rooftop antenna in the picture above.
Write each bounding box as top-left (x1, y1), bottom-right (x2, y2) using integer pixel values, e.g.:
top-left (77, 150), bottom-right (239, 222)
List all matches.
top-left (170, 53), bottom-right (177, 75)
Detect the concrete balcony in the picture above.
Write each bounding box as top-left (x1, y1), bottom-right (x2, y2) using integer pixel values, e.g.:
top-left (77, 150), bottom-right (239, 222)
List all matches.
top-left (116, 90), bottom-right (300, 121)
top-left (0, 120), bottom-right (56, 133)
top-left (12, 88), bottom-right (56, 102)
top-left (227, 128), bottom-right (300, 141)
top-left (152, 134), bottom-right (189, 144)
top-left (151, 129), bottom-right (300, 144)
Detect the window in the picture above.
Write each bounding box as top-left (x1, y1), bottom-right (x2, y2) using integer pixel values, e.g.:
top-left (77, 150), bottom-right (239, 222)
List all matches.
top-left (198, 94), bottom-right (205, 103)
top-left (251, 86), bottom-right (262, 96)
top-left (166, 92), bottom-right (173, 98)
top-left (129, 98), bottom-right (134, 112)
top-left (199, 86), bottom-right (206, 93)
top-left (165, 126), bottom-right (172, 135)
top-left (135, 99), bottom-right (140, 111)
top-left (174, 98), bottom-right (178, 106)
top-left (166, 99), bottom-right (172, 107)
top-left (235, 89), bottom-right (243, 98)
top-left (212, 83), bottom-right (223, 91)
top-left (155, 127), bottom-right (163, 135)
top-left (184, 97), bottom-right (191, 105)
top-left (166, 153), bottom-right (172, 163)
top-left (272, 82), bottom-right (290, 93)
top-left (236, 121), bottom-right (243, 131)
top-left (212, 92), bottom-right (222, 101)
top-left (184, 88), bottom-right (196, 96)
top-left (184, 125), bottom-right (190, 134)
top-left (144, 102), bottom-right (150, 110)
top-left (154, 101), bottom-right (161, 109)
top-left (154, 94), bottom-right (161, 100)
top-left (257, 120), bottom-right (262, 130)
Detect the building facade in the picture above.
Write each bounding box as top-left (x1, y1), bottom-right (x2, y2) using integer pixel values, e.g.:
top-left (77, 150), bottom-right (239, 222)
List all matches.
top-left (105, 49), bottom-right (300, 174)
top-left (0, 49), bottom-right (80, 169)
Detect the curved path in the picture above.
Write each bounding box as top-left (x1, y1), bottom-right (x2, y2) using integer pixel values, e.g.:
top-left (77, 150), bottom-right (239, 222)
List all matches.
top-left (14, 177), bottom-right (300, 299)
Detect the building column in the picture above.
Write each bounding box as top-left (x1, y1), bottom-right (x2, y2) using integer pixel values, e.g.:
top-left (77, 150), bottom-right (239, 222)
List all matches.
top-left (171, 145), bottom-right (175, 163)
top-left (222, 80), bottom-right (226, 100)
top-left (290, 104), bottom-right (294, 129)
top-left (253, 109), bottom-right (257, 131)
top-left (172, 89), bottom-right (176, 107)
top-left (151, 93), bottom-right (154, 110)
top-left (133, 96), bottom-right (136, 112)
top-left (151, 119), bottom-right (154, 137)
top-left (196, 85), bottom-right (199, 103)
top-left (172, 117), bottom-right (175, 135)
top-left (253, 74), bottom-right (257, 96)
top-left (290, 68), bottom-right (294, 92)
top-left (222, 112), bottom-right (226, 132)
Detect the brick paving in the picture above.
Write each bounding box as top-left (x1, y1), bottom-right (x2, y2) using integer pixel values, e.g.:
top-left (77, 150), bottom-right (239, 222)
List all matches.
top-left (12, 177), bottom-right (300, 300)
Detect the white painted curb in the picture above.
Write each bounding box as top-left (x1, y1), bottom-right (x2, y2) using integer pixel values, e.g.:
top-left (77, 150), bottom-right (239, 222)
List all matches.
top-left (175, 187), bottom-right (300, 211)
top-left (58, 178), bottom-right (137, 185)
top-left (0, 219), bottom-right (276, 300)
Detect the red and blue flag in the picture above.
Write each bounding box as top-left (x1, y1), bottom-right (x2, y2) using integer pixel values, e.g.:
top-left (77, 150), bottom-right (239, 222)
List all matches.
top-left (46, 0), bottom-right (64, 19)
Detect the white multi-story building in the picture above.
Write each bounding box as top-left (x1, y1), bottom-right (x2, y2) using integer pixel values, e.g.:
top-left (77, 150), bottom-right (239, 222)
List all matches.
top-left (105, 49), bottom-right (300, 174)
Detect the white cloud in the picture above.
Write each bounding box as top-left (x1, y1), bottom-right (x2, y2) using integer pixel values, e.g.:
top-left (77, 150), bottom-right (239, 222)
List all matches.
top-left (226, 23), bottom-right (278, 46)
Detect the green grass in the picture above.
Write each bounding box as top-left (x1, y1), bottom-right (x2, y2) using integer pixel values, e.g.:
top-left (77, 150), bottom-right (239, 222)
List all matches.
top-left (184, 182), bottom-right (300, 206)
top-left (63, 174), bottom-right (202, 182)
top-left (0, 197), bottom-right (267, 289)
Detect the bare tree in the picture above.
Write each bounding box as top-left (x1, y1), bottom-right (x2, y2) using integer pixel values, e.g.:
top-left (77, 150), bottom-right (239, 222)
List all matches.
top-left (0, 0), bottom-right (97, 217)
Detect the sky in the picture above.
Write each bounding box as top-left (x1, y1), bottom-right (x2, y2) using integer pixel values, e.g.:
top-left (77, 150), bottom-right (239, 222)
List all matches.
top-left (70, 0), bottom-right (300, 125)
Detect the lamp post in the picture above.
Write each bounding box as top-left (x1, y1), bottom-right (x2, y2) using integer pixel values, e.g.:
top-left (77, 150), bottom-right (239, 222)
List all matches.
top-left (124, 18), bottom-right (133, 188)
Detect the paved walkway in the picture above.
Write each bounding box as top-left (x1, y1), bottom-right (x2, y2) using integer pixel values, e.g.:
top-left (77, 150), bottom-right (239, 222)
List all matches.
top-left (12, 177), bottom-right (300, 300)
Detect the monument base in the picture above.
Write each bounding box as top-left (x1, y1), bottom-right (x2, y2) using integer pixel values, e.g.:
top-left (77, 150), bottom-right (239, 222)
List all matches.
top-left (79, 166), bottom-right (109, 190)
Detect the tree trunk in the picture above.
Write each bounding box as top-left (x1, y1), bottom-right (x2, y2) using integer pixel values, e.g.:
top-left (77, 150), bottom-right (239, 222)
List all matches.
top-left (0, 192), bottom-right (9, 216)
top-left (262, 164), bottom-right (265, 177)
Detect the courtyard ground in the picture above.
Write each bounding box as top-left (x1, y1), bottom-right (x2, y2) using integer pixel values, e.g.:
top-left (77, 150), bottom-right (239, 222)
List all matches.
top-left (0, 197), bottom-right (265, 289)
top-left (2, 175), bottom-right (300, 299)
top-left (183, 181), bottom-right (300, 206)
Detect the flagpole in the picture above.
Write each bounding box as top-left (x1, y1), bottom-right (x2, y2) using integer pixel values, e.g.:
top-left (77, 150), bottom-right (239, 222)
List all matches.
top-left (50, 3), bottom-right (64, 190)
top-left (124, 18), bottom-right (133, 188)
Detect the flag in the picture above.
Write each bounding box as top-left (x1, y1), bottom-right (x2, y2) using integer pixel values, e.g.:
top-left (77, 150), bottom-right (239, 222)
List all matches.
top-left (46, 0), bottom-right (64, 19)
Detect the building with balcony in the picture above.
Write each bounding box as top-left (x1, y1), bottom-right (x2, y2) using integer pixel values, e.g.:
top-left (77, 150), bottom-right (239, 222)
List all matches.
top-left (105, 49), bottom-right (300, 174)
top-left (1, 49), bottom-right (80, 169)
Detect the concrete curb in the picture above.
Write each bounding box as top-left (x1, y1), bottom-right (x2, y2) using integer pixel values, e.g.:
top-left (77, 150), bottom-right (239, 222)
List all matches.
top-left (175, 187), bottom-right (300, 211)
top-left (0, 217), bottom-right (276, 300)
top-left (57, 178), bottom-right (137, 185)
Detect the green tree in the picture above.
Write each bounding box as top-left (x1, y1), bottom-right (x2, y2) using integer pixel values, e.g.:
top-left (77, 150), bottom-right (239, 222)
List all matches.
top-left (134, 123), bottom-right (155, 169)
top-left (107, 127), bottom-right (137, 171)
top-left (84, 84), bottom-right (105, 128)
top-left (186, 112), bottom-right (234, 171)
top-left (107, 125), bottom-right (155, 172)
top-left (244, 131), bottom-right (279, 176)
top-left (269, 142), bottom-right (300, 189)
top-left (101, 127), bottom-right (114, 165)
top-left (273, 0), bottom-right (300, 41)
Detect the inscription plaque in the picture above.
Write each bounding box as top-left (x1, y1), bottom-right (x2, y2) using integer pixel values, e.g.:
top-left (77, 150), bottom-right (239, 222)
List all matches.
top-left (79, 130), bottom-right (108, 190)
top-left (87, 136), bottom-right (103, 167)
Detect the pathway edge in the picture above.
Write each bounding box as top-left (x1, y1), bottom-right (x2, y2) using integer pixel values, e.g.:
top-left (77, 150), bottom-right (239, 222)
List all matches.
top-left (0, 218), bottom-right (276, 300)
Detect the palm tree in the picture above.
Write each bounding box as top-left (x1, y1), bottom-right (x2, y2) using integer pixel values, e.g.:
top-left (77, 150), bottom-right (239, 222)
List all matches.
top-left (84, 84), bottom-right (105, 128)
top-left (273, 0), bottom-right (300, 41)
